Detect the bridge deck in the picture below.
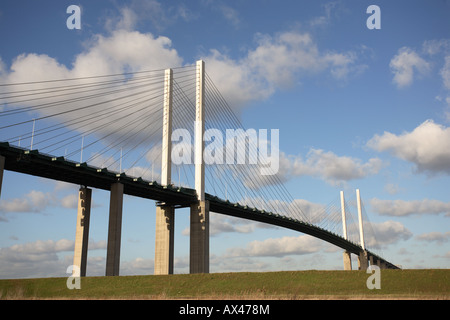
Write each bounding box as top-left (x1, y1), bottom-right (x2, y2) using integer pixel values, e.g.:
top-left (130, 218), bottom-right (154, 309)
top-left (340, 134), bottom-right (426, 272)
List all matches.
top-left (0, 142), bottom-right (399, 269)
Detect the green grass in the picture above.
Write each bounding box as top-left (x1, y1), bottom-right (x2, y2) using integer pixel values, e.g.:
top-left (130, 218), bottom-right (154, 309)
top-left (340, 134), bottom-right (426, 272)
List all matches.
top-left (0, 269), bottom-right (448, 300)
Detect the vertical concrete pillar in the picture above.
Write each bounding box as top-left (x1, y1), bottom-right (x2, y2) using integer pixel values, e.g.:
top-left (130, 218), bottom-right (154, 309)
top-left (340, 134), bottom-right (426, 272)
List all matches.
top-left (190, 200), bottom-right (209, 274)
top-left (73, 187), bottom-right (92, 277)
top-left (358, 250), bottom-right (369, 270)
top-left (189, 60), bottom-right (209, 274)
top-left (154, 205), bottom-right (175, 275)
top-left (105, 182), bottom-right (123, 276)
top-left (0, 155), bottom-right (4, 199)
top-left (154, 68), bottom-right (175, 275)
top-left (161, 68), bottom-right (173, 186)
top-left (343, 251), bottom-right (352, 271)
top-left (340, 191), bottom-right (352, 270)
top-left (195, 60), bottom-right (205, 202)
top-left (356, 189), bottom-right (365, 251)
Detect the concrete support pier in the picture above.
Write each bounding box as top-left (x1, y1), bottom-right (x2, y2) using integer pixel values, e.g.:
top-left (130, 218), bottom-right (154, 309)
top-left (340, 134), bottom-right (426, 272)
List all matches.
top-left (106, 182), bottom-right (124, 276)
top-left (189, 60), bottom-right (210, 274)
top-left (73, 187), bottom-right (92, 277)
top-left (154, 68), bottom-right (175, 275)
top-left (190, 200), bottom-right (209, 274)
top-left (154, 205), bottom-right (175, 275)
top-left (343, 251), bottom-right (352, 271)
top-left (358, 250), bottom-right (369, 270)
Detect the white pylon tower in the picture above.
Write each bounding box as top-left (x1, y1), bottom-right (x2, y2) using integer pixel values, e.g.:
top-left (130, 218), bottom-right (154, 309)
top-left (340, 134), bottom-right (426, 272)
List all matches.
top-left (340, 191), bottom-right (352, 270)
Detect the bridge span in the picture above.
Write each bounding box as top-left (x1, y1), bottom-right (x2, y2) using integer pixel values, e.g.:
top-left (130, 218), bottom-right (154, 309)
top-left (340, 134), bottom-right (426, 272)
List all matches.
top-left (0, 142), bottom-right (399, 271)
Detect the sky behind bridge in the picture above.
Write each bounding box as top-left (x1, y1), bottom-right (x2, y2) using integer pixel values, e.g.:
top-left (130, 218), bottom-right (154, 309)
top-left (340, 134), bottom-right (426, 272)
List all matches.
top-left (0, 0), bottom-right (449, 278)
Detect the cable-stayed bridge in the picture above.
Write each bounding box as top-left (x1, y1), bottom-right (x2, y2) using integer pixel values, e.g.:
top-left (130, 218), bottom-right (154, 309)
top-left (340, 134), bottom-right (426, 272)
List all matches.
top-left (0, 61), bottom-right (399, 276)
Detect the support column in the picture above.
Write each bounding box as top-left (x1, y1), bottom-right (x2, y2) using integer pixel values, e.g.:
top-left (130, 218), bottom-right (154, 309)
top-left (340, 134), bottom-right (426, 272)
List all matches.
top-left (154, 68), bottom-right (175, 275)
top-left (343, 251), bottom-right (352, 271)
top-left (340, 191), bottom-right (352, 270)
top-left (190, 200), bottom-right (209, 274)
top-left (358, 250), bottom-right (369, 270)
top-left (154, 205), bottom-right (174, 275)
top-left (73, 187), bottom-right (92, 277)
top-left (190, 60), bottom-right (209, 274)
top-left (194, 60), bottom-right (205, 202)
top-left (106, 182), bottom-right (123, 276)
top-left (0, 155), bottom-right (4, 199)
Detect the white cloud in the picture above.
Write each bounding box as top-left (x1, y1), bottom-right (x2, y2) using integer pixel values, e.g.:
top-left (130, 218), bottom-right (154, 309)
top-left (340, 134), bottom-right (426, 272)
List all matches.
top-left (289, 149), bottom-right (384, 185)
top-left (389, 47), bottom-right (430, 88)
top-left (0, 190), bottom-right (53, 214)
top-left (422, 39), bottom-right (450, 56)
top-left (61, 194), bottom-right (78, 209)
top-left (104, 0), bottom-right (196, 32)
top-left (384, 183), bottom-right (401, 195)
top-left (367, 120), bottom-right (450, 174)
top-left (240, 148), bottom-right (383, 190)
top-left (299, 149), bottom-right (383, 181)
top-left (416, 231), bottom-right (450, 244)
top-left (120, 257), bottom-right (154, 275)
top-left (218, 4), bottom-right (240, 29)
top-left (0, 238), bottom-right (106, 278)
top-left (370, 198), bottom-right (450, 217)
top-left (210, 213), bottom-right (272, 236)
top-left (441, 55), bottom-right (450, 90)
top-left (225, 234), bottom-right (322, 258)
top-left (203, 30), bottom-right (367, 110)
top-left (71, 30), bottom-right (182, 77)
top-left (365, 220), bottom-right (412, 248)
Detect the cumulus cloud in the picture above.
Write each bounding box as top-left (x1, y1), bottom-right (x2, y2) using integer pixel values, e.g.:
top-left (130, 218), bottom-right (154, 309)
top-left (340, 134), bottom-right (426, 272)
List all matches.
top-left (239, 148), bottom-right (384, 190)
top-left (0, 239), bottom-right (106, 278)
top-left (210, 213), bottom-right (273, 236)
top-left (0, 186), bottom-right (100, 221)
top-left (389, 47), bottom-right (430, 88)
top-left (104, 0), bottom-right (196, 32)
top-left (225, 234), bottom-right (322, 258)
top-left (364, 220), bottom-right (412, 248)
top-left (441, 55), bottom-right (450, 90)
top-left (416, 231), bottom-right (450, 244)
top-left (218, 4), bottom-right (241, 29)
top-left (291, 149), bottom-right (384, 184)
top-left (203, 30), bottom-right (367, 110)
top-left (370, 198), bottom-right (450, 217)
top-left (0, 190), bottom-right (53, 214)
top-left (367, 120), bottom-right (450, 174)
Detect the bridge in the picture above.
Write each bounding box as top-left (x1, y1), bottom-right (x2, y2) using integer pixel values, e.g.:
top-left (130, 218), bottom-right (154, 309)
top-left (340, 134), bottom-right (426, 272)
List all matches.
top-left (0, 61), bottom-right (399, 276)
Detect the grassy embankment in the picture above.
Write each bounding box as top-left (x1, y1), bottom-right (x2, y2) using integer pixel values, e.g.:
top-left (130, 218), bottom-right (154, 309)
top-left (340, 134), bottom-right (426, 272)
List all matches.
top-left (0, 269), bottom-right (448, 299)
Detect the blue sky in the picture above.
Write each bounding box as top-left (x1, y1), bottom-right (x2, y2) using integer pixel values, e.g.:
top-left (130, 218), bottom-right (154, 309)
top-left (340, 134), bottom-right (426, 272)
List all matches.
top-left (0, 0), bottom-right (449, 278)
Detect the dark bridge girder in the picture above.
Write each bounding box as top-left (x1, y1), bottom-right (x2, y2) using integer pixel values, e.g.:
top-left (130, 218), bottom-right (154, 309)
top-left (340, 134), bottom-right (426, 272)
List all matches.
top-left (0, 142), bottom-right (399, 269)
top-left (207, 195), bottom-right (399, 269)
